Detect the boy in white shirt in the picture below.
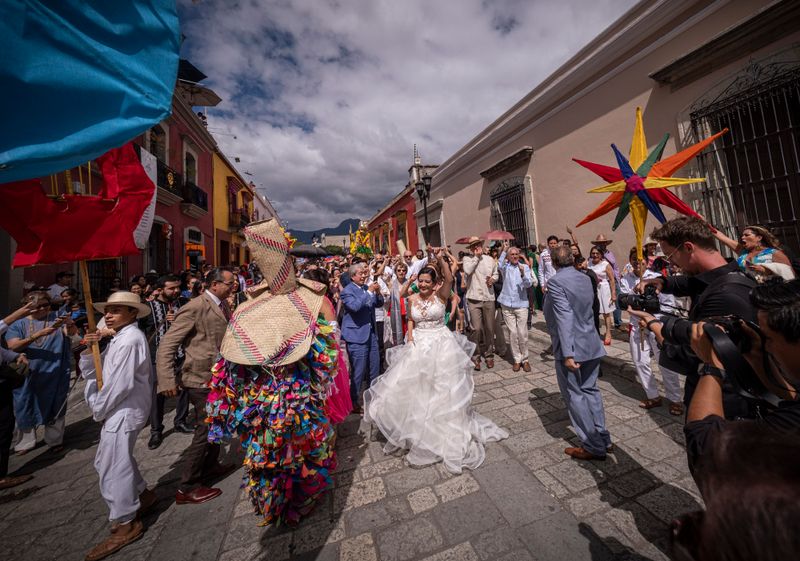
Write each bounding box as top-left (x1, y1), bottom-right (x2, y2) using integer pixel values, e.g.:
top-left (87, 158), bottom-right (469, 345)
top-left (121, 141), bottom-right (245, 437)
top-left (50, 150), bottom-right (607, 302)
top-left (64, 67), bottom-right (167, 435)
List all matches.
top-left (619, 251), bottom-right (682, 413)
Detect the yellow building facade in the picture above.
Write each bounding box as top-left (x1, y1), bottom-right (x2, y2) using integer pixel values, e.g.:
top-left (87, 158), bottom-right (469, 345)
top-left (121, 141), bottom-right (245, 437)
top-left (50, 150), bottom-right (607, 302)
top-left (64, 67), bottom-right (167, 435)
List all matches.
top-left (212, 151), bottom-right (255, 266)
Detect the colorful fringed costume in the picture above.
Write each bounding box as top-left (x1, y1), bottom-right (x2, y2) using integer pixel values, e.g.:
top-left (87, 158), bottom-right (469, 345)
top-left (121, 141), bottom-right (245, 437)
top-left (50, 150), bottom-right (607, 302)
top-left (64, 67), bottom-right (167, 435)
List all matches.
top-left (206, 318), bottom-right (338, 526)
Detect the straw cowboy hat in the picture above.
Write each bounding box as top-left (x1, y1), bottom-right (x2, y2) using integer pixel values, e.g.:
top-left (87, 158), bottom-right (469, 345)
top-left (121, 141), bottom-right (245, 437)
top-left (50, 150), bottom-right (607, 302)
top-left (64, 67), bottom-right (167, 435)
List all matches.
top-left (465, 236), bottom-right (484, 248)
top-left (591, 234), bottom-right (613, 245)
top-left (643, 236), bottom-right (657, 247)
top-left (93, 291), bottom-right (151, 319)
top-left (220, 218), bottom-right (327, 367)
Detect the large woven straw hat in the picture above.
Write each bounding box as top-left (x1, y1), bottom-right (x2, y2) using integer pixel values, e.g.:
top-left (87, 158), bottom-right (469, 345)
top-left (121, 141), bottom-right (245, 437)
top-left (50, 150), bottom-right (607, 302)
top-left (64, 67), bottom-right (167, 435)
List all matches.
top-left (220, 218), bottom-right (327, 366)
top-left (93, 291), bottom-right (151, 319)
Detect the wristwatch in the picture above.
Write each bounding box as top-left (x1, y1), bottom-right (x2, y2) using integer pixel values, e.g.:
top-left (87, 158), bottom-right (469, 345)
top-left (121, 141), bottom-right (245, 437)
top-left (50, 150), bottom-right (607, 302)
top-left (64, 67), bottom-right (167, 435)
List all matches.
top-left (699, 364), bottom-right (726, 380)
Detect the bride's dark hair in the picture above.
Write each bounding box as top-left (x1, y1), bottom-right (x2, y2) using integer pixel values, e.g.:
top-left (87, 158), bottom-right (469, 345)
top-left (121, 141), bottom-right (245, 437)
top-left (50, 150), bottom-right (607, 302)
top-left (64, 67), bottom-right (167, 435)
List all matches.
top-left (418, 267), bottom-right (438, 282)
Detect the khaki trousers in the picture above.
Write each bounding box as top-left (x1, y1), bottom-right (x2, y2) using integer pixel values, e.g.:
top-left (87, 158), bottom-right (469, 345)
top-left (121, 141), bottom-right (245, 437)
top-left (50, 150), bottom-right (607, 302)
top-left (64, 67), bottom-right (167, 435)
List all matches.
top-left (467, 299), bottom-right (495, 358)
top-left (501, 305), bottom-right (529, 364)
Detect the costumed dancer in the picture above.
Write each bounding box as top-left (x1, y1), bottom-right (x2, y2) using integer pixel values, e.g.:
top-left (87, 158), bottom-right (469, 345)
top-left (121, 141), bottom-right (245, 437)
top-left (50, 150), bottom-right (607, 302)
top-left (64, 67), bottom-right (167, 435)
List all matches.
top-left (207, 219), bottom-right (337, 526)
top-left (80, 292), bottom-right (157, 561)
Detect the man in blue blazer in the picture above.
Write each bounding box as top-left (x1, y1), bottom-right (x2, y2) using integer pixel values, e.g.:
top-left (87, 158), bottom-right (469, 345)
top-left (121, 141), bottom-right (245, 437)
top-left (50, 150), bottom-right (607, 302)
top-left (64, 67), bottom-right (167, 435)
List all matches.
top-left (341, 262), bottom-right (384, 412)
top-left (543, 245), bottom-right (612, 460)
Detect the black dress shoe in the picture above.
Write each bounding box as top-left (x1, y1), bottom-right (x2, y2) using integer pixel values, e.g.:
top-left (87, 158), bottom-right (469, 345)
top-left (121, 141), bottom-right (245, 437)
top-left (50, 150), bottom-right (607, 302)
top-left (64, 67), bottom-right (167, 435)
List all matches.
top-left (173, 422), bottom-right (195, 434)
top-left (148, 433), bottom-right (163, 450)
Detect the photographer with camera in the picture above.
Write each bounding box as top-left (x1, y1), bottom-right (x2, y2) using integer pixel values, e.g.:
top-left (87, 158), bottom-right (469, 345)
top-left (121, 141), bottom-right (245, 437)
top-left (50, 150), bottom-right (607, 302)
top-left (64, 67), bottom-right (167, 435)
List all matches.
top-left (633, 217), bottom-right (757, 419)
top-left (686, 279), bottom-right (800, 467)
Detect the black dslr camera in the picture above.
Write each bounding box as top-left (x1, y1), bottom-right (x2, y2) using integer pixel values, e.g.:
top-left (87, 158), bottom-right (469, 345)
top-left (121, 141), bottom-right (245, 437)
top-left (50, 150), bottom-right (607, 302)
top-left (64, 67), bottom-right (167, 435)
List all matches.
top-left (662, 314), bottom-right (781, 410)
top-left (619, 284), bottom-right (660, 314)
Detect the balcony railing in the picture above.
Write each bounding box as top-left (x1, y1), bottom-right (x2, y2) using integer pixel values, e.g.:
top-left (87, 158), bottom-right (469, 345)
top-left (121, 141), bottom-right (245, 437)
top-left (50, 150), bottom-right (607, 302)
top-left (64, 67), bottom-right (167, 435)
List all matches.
top-left (157, 159), bottom-right (183, 197)
top-left (229, 209), bottom-right (251, 229)
top-left (182, 181), bottom-right (208, 211)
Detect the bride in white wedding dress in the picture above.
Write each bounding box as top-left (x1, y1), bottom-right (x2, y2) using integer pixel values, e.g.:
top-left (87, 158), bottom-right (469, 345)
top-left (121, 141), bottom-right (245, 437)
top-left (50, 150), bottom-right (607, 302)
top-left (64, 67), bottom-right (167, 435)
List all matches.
top-left (364, 251), bottom-right (508, 474)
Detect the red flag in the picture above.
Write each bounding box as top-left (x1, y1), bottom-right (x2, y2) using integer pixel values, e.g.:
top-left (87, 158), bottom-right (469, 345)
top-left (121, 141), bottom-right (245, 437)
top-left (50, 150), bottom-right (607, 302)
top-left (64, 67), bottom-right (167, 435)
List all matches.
top-left (0, 143), bottom-right (156, 267)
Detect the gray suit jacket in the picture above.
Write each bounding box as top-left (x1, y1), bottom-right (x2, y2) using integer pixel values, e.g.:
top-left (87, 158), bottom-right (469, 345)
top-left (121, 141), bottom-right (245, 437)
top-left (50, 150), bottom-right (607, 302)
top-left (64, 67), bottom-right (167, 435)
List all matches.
top-left (543, 267), bottom-right (605, 363)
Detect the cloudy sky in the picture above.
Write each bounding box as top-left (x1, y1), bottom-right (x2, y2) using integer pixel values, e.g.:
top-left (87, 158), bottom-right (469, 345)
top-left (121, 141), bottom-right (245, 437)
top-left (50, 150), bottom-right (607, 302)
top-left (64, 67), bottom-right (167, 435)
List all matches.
top-left (178, 0), bottom-right (638, 230)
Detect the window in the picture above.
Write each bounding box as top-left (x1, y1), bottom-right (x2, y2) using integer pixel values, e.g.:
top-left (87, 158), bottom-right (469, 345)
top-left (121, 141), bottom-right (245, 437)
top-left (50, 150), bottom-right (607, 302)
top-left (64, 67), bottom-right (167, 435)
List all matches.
top-left (184, 149), bottom-right (197, 185)
top-left (149, 124), bottom-right (168, 162)
top-left (395, 212), bottom-right (407, 248)
top-left (186, 228), bottom-right (202, 244)
top-left (490, 176), bottom-right (529, 247)
top-left (691, 60), bottom-right (800, 254)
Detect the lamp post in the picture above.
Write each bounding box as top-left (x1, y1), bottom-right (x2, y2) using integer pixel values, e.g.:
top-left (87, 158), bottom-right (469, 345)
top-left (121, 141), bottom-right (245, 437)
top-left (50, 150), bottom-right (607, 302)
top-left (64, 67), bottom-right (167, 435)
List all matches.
top-left (415, 173), bottom-right (432, 246)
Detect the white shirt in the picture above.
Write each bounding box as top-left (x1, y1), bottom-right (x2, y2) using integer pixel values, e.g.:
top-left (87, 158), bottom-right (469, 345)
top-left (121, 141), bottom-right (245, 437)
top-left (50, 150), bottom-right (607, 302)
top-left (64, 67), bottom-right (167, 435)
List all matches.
top-left (373, 277), bottom-right (390, 322)
top-left (407, 256), bottom-right (429, 278)
top-left (538, 249), bottom-right (557, 289)
top-left (204, 290), bottom-right (222, 307)
top-left (81, 323), bottom-right (153, 432)
top-left (462, 254), bottom-right (499, 302)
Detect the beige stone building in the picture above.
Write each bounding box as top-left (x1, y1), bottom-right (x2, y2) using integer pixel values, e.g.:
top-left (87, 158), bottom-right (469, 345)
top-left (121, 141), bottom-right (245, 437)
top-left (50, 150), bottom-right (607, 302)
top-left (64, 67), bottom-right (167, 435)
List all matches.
top-left (423, 0), bottom-right (800, 258)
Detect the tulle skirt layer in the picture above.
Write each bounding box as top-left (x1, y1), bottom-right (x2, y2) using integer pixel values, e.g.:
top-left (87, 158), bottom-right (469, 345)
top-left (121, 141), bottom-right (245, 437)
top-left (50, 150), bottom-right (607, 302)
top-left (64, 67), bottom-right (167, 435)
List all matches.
top-left (364, 326), bottom-right (508, 474)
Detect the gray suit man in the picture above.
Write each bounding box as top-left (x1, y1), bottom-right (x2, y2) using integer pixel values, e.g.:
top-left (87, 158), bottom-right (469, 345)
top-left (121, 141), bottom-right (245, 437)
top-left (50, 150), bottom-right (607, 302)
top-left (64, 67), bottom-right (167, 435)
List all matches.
top-left (543, 246), bottom-right (611, 460)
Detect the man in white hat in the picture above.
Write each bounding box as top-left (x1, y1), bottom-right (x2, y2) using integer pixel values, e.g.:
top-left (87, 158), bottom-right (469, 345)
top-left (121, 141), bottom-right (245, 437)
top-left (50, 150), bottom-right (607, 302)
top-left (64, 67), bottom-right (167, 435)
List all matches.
top-left (80, 291), bottom-right (157, 561)
top-left (462, 236), bottom-right (499, 370)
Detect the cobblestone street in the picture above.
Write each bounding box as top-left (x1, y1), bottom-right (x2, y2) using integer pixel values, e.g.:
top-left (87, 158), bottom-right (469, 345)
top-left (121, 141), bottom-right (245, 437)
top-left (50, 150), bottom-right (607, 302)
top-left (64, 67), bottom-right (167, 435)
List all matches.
top-left (1, 322), bottom-right (702, 561)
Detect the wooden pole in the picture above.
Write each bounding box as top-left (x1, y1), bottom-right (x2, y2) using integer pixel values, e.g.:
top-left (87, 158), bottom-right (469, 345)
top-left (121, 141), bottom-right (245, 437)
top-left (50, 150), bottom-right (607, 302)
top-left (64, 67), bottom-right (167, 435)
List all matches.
top-left (79, 260), bottom-right (104, 390)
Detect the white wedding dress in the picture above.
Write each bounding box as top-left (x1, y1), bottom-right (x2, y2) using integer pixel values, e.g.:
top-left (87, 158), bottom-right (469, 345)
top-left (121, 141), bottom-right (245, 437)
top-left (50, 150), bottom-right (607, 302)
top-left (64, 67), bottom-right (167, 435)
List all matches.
top-left (364, 295), bottom-right (509, 474)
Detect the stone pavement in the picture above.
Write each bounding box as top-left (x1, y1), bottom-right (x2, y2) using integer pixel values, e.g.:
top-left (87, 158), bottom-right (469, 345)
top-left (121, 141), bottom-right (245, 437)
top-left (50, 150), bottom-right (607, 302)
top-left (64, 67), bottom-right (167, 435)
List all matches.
top-left (1, 321), bottom-right (702, 561)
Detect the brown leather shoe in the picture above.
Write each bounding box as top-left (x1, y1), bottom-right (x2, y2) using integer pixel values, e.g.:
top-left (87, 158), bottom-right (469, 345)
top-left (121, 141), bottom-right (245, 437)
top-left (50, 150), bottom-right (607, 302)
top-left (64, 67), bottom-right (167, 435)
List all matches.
top-left (175, 486), bottom-right (222, 505)
top-left (564, 447), bottom-right (606, 461)
top-left (0, 474), bottom-right (33, 490)
top-left (85, 519), bottom-right (143, 561)
top-left (522, 361), bottom-right (531, 373)
top-left (512, 363), bottom-right (521, 372)
top-left (485, 357), bottom-right (494, 369)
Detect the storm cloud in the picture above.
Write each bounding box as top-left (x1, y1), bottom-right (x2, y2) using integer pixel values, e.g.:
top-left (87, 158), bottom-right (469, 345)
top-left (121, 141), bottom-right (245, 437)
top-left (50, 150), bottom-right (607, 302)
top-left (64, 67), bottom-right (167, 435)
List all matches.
top-left (178, 0), bottom-right (638, 229)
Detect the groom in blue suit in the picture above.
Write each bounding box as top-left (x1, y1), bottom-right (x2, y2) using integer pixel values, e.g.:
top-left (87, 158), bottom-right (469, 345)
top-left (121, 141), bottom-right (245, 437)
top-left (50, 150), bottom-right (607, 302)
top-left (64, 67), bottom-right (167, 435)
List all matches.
top-left (341, 262), bottom-right (385, 411)
top-left (543, 245), bottom-right (612, 461)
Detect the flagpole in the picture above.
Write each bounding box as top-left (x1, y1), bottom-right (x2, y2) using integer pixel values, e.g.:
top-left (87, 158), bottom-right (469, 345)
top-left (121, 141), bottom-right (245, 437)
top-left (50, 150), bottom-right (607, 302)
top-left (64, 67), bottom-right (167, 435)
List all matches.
top-left (80, 260), bottom-right (104, 390)
top-left (66, 169), bottom-right (104, 390)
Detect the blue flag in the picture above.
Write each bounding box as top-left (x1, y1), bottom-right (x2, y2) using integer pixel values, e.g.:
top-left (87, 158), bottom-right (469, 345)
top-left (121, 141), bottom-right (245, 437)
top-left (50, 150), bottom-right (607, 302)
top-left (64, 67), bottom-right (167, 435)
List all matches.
top-left (0, 1), bottom-right (179, 182)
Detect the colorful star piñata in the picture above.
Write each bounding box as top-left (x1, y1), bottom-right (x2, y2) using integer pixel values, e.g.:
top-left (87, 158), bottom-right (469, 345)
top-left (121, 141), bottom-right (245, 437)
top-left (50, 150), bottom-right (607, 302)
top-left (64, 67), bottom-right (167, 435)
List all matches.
top-left (574, 107), bottom-right (728, 258)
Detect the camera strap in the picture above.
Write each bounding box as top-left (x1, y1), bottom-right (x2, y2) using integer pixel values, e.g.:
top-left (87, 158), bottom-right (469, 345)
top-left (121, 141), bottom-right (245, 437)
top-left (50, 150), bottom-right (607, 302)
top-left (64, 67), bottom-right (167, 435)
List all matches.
top-left (702, 323), bottom-right (781, 408)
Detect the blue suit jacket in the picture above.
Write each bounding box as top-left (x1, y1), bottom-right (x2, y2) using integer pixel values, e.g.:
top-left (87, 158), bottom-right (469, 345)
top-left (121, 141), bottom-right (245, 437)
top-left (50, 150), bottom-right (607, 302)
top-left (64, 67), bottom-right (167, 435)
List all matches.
top-left (543, 267), bottom-right (605, 362)
top-left (340, 281), bottom-right (384, 344)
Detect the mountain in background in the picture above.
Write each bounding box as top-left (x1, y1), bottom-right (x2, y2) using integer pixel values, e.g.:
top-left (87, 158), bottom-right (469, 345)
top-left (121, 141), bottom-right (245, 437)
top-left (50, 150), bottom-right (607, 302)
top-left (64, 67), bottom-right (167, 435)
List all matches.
top-left (290, 218), bottom-right (361, 244)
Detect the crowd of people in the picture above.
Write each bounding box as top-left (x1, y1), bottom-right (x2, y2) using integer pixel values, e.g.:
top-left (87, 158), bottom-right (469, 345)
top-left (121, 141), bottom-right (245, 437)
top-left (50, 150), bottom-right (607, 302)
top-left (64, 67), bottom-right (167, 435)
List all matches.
top-left (1, 216), bottom-right (799, 560)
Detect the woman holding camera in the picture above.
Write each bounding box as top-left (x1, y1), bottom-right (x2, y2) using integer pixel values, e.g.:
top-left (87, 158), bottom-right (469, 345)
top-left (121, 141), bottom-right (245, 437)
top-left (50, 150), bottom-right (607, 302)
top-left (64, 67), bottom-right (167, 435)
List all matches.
top-left (6, 291), bottom-right (76, 454)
